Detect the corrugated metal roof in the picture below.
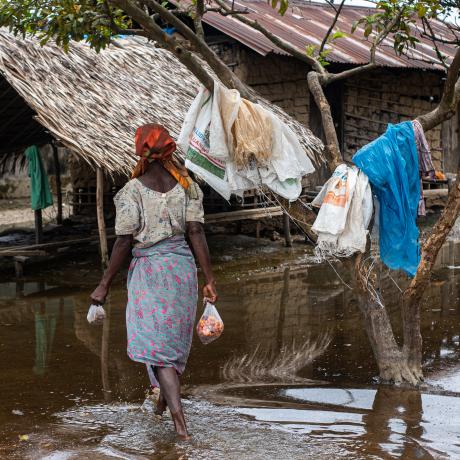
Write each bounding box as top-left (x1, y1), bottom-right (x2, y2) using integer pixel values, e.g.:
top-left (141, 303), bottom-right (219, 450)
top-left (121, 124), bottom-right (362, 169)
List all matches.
top-left (201, 1), bottom-right (457, 70)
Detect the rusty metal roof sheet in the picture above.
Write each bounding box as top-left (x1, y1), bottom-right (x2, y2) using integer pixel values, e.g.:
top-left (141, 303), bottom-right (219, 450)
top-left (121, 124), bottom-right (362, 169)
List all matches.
top-left (201, 1), bottom-right (458, 70)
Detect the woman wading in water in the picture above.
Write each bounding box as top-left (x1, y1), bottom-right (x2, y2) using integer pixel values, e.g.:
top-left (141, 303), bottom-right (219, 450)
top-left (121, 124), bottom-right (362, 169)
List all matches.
top-left (91, 124), bottom-right (218, 439)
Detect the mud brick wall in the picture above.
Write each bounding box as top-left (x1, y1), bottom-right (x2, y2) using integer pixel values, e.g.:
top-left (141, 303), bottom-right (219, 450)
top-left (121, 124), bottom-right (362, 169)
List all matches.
top-left (344, 69), bottom-right (444, 168)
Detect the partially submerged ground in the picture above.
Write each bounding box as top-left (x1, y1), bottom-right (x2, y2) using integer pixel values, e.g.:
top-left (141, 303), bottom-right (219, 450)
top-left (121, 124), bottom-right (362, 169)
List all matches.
top-left (1, 224), bottom-right (460, 458)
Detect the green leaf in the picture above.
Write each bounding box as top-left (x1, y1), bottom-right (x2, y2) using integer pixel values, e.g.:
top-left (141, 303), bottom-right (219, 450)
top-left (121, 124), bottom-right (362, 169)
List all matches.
top-left (305, 44), bottom-right (316, 57)
top-left (364, 24), bottom-right (373, 38)
top-left (331, 30), bottom-right (346, 40)
top-left (417, 5), bottom-right (427, 17)
top-left (279, 0), bottom-right (288, 16)
top-left (351, 20), bottom-right (359, 34)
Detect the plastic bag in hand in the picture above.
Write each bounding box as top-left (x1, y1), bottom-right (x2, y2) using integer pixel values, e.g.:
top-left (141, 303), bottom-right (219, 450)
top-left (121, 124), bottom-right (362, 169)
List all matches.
top-left (196, 301), bottom-right (224, 344)
top-left (87, 304), bottom-right (106, 325)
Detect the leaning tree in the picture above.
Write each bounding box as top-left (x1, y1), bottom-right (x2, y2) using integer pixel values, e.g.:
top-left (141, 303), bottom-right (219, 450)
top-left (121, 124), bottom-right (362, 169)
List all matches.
top-left (2, 0), bottom-right (459, 384)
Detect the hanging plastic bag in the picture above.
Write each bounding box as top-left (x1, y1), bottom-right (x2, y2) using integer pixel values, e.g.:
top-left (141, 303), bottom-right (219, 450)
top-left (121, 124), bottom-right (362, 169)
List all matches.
top-left (87, 304), bottom-right (106, 325)
top-left (196, 301), bottom-right (224, 344)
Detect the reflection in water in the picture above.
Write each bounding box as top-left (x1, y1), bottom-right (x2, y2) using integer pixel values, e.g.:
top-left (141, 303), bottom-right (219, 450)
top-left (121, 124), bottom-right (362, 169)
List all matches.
top-left (1, 239), bottom-right (460, 458)
top-left (33, 303), bottom-right (57, 376)
top-left (222, 336), bottom-right (331, 383)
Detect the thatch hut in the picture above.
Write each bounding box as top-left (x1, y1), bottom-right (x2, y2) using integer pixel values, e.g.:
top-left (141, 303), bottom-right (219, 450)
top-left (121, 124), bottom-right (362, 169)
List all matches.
top-left (0, 30), bottom-right (324, 268)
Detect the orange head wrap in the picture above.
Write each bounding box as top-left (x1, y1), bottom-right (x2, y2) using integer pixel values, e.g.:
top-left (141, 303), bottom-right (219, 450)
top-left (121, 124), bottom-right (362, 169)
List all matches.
top-left (131, 123), bottom-right (191, 190)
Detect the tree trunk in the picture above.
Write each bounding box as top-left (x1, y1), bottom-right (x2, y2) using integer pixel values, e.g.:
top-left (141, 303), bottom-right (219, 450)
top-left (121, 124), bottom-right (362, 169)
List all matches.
top-left (401, 160), bottom-right (460, 375)
top-left (307, 71), bottom-right (342, 171)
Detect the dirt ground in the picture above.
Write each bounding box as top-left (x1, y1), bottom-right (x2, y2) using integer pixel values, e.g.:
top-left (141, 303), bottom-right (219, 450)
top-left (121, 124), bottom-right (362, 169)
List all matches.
top-left (0, 199), bottom-right (72, 233)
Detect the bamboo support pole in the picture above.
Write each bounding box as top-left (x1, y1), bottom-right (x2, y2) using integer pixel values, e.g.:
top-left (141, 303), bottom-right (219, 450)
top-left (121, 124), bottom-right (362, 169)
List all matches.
top-left (96, 168), bottom-right (109, 269)
top-left (283, 212), bottom-right (292, 247)
top-left (34, 209), bottom-right (43, 244)
top-left (52, 143), bottom-right (63, 225)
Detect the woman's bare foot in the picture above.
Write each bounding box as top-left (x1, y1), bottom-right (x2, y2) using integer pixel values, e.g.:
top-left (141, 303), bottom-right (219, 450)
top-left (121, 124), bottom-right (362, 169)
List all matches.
top-left (171, 410), bottom-right (190, 440)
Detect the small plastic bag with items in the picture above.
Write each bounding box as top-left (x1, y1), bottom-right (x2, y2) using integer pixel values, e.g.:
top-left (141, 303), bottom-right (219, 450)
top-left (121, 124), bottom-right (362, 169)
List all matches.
top-left (196, 301), bottom-right (224, 344)
top-left (87, 304), bottom-right (106, 325)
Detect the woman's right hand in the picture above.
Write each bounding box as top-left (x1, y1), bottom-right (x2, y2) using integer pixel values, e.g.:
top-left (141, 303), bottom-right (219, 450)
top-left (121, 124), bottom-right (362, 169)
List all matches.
top-left (90, 283), bottom-right (109, 305)
top-left (203, 281), bottom-right (218, 304)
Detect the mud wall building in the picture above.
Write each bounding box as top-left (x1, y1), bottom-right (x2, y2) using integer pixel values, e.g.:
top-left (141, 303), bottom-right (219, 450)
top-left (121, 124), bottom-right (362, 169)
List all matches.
top-left (203, 0), bottom-right (459, 175)
top-left (211, 41), bottom-right (457, 174)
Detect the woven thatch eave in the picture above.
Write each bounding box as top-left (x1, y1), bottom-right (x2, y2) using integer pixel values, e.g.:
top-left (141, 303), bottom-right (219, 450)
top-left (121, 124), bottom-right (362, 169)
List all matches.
top-left (0, 30), bottom-right (324, 177)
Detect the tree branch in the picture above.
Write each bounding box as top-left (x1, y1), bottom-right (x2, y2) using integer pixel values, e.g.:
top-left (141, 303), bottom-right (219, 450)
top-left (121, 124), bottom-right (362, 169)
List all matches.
top-left (129, 0), bottom-right (251, 98)
top-left (212, 0), bottom-right (326, 74)
top-left (417, 46), bottom-right (460, 131)
top-left (323, 62), bottom-right (378, 86)
top-left (319, 0), bottom-right (345, 55)
top-left (307, 71), bottom-right (342, 171)
top-left (194, 0), bottom-right (205, 41)
top-left (421, 18), bottom-right (449, 70)
top-left (110, 0), bottom-right (216, 92)
top-left (205, 6), bottom-right (250, 16)
top-left (321, 7), bottom-right (405, 87)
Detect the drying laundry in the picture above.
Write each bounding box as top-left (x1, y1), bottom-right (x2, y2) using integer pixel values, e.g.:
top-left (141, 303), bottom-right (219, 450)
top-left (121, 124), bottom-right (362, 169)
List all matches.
top-left (178, 82), bottom-right (315, 201)
top-left (353, 121), bottom-right (420, 276)
top-left (412, 119), bottom-right (435, 216)
top-left (24, 145), bottom-right (53, 211)
top-left (312, 164), bottom-right (372, 257)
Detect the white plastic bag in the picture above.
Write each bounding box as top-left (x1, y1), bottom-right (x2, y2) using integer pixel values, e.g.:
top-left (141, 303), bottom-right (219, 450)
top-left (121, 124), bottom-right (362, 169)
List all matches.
top-left (196, 301), bottom-right (224, 345)
top-left (87, 304), bottom-right (106, 325)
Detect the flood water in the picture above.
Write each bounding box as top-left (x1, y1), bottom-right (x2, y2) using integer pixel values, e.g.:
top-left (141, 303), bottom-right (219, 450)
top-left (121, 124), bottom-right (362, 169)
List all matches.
top-left (1, 234), bottom-right (460, 459)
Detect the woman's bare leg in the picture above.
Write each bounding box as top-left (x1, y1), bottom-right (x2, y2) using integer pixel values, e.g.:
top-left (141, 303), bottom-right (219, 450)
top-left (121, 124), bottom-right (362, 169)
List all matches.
top-left (156, 367), bottom-right (189, 439)
top-left (154, 390), bottom-right (167, 416)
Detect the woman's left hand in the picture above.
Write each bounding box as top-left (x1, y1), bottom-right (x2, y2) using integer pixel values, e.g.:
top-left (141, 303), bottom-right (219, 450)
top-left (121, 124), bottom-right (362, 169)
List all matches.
top-left (91, 283), bottom-right (109, 305)
top-left (203, 281), bottom-right (218, 303)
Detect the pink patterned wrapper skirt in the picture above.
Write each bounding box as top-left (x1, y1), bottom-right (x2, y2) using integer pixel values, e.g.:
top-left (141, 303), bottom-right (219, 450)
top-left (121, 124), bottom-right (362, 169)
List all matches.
top-left (126, 235), bottom-right (198, 387)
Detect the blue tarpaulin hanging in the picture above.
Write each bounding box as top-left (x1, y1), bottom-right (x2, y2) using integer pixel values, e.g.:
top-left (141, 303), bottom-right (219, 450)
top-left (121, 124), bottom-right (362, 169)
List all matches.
top-left (353, 121), bottom-right (420, 276)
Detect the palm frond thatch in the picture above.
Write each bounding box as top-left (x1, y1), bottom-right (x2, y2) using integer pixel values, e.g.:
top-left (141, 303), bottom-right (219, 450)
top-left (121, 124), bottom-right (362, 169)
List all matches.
top-left (0, 31), bottom-right (324, 176)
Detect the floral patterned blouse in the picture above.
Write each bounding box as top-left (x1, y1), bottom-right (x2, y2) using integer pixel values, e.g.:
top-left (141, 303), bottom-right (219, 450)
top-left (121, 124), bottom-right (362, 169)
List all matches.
top-left (114, 178), bottom-right (204, 247)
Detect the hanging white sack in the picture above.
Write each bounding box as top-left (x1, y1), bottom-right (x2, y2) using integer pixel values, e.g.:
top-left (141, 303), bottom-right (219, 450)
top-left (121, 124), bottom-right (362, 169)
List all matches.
top-left (179, 86), bottom-right (231, 199)
top-left (312, 164), bottom-right (372, 257)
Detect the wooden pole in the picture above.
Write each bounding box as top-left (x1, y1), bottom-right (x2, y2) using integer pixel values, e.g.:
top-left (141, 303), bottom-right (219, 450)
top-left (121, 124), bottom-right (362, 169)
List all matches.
top-left (101, 301), bottom-right (112, 402)
top-left (283, 212), bottom-right (292, 247)
top-left (34, 209), bottom-right (43, 244)
top-left (96, 168), bottom-right (109, 268)
top-left (52, 143), bottom-right (63, 225)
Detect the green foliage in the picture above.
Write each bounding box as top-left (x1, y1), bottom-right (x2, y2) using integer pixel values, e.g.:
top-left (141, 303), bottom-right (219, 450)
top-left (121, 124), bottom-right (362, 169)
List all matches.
top-left (350, 0), bottom-right (449, 56)
top-left (305, 28), bottom-right (347, 68)
top-left (269, 0), bottom-right (288, 16)
top-left (0, 0), bottom-right (132, 52)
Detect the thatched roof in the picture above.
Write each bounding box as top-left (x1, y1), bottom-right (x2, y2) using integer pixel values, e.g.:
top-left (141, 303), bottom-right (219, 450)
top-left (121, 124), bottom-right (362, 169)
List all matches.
top-left (0, 30), bottom-right (324, 175)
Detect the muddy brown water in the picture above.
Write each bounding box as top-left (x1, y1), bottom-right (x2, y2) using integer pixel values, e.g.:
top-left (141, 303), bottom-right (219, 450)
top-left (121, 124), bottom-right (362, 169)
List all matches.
top-left (1, 234), bottom-right (460, 459)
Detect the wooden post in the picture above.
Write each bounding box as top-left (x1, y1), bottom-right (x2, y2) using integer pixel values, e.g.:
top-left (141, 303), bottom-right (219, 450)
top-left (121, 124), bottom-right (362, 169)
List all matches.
top-left (255, 221), bottom-right (261, 239)
top-left (101, 301), bottom-right (112, 402)
top-left (283, 212), bottom-right (292, 247)
top-left (52, 143), bottom-right (63, 225)
top-left (96, 168), bottom-right (109, 268)
top-left (34, 209), bottom-right (43, 244)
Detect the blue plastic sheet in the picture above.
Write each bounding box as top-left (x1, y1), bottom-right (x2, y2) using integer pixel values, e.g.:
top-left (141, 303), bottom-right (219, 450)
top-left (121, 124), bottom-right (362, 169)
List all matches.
top-left (353, 122), bottom-right (420, 276)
